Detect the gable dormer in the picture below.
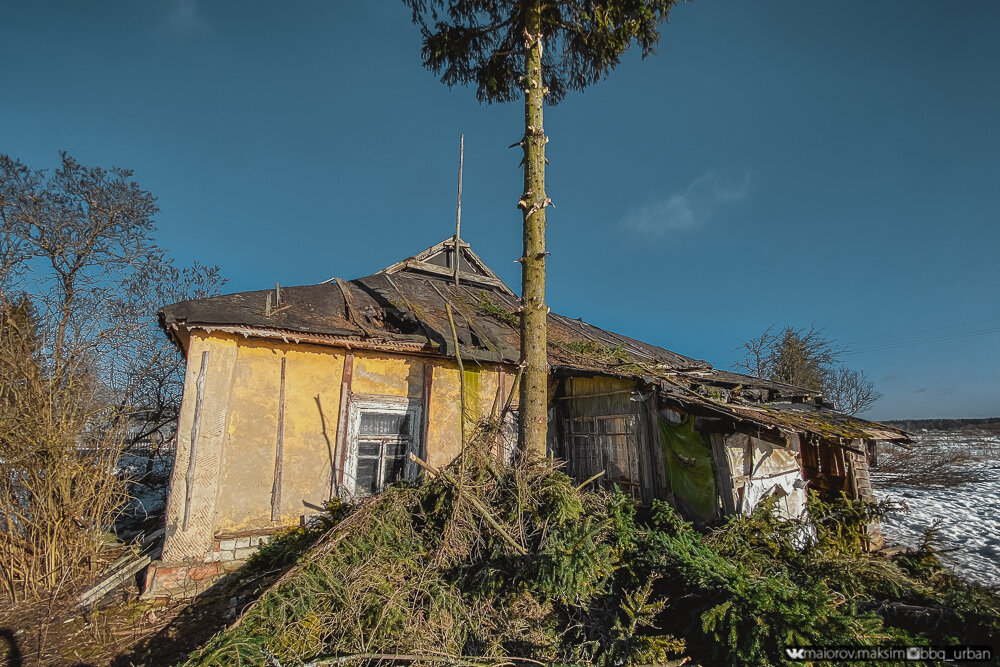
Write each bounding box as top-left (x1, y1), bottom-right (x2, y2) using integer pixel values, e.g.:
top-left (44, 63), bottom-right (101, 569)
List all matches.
top-left (380, 237), bottom-right (516, 296)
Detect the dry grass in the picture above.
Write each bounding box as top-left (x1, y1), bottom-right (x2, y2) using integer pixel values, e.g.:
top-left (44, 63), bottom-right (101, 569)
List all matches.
top-left (873, 438), bottom-right (990, 489)
top-left (0, 298), bottom-right (131, 601)
top-left (0, 585), bottom-right (244, 666)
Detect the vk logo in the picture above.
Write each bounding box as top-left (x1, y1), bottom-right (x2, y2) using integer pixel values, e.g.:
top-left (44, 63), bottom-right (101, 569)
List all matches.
top-left (785, 647), bottom-right (806, 660)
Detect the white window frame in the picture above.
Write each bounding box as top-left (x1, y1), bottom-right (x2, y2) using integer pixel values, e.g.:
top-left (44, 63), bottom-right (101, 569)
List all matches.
top-left (344, 394), bottom-right (422, 497)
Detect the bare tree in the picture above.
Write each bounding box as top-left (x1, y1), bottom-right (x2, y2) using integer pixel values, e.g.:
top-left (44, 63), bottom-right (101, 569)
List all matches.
top-left (0, 152), bottom-right (224, 599)
top-left (107, 256), bottom-right (224, 446)
top-left (827, 366), bottom-right (882, 416)
top-left (735, 325), bottom-right (880, 415)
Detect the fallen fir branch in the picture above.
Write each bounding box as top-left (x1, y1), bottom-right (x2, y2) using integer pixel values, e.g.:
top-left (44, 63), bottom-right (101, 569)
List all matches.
top-left (575, 470), bottom-right (605, 490)
top-left (303, 652), bottom-right (514, 666)
top-left (409, 452), bottom-right (528, 555)
top-left (303, 654), bottom-right (688, 667)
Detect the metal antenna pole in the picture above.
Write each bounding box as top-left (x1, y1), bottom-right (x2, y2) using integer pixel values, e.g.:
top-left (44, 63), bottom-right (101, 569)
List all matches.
top-left (454, 134), bottom-right (464, 287)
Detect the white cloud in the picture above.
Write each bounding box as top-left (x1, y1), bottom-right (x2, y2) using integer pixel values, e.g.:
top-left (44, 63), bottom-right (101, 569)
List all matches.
top-left (165, 0), bottom-right (208, 38)
top-left (621, 170), bottom-right (754, 236)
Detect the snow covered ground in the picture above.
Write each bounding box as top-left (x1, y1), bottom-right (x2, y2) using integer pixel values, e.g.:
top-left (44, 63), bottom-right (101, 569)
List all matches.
top-left (116, 448), bottom-right (173, 537)
top-left (872, 429), bottom-right (1000, 587)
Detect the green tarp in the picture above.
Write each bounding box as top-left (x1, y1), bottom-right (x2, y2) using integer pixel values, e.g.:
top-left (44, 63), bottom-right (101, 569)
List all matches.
top-left (659, 414), bottom-right (717, 522)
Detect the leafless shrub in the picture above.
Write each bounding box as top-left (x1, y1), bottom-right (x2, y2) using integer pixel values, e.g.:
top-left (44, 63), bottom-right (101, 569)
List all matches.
top-left (873, 441), bottom-right (986, 489)
top-left (0, 153), bottom-right (223, 600)
top-left (734, 324), bottom-right (881, 414)
top-left (956, 430), bottom-right (1000, 460)
top-left (0, 296), bottom-right (130, 599)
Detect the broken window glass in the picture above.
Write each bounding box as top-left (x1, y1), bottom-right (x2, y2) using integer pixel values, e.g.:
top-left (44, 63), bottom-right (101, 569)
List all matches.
top-left (565, 414), bottom-right (642, 499)
top-left (353, 408), bottom-right (416, 496)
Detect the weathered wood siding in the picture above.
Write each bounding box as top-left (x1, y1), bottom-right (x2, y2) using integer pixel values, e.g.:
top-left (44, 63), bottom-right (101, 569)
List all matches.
top-left (556, 376), bottom-right (655, 502)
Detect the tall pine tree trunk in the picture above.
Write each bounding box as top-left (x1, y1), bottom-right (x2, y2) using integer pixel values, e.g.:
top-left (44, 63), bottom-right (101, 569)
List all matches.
top-left (518, 1), bottom-right (548, 458)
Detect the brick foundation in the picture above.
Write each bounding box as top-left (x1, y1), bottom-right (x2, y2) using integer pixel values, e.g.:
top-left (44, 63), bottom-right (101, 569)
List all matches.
top-left (143, 532), bottom-right (274, 598)
top-left (204, 534), bottom-right (271, 562)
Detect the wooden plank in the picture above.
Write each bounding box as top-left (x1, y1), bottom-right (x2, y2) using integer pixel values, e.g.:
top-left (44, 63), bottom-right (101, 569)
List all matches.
top-left (627, 427), bottom-right (641, 500)
top-left (78, 555), bottom-right (151, 607)
top-left (335, 353), bottom-right (355, 490)
top-left (848, 443), bottom-right (874, 500)
top-left (555, 389), bottom-right (636, 400)
top-left (800, 441), bottom-right (819, 473)
top-left (820, 446), bottom-right (843, 477)
top-left (710, 433), bottom-right (738, 516)
top-left (182, 350), bottom-right (209, 532)
top-left (645, 391), bottom-right (668, 501)
top-left (593, 418), bottom-right (605, 488)
top-left (633, 409), bottom-right (652, 504)
top-left (270, 356), bottom-right (287, 521)
top-left (401, 258), bottom-right (510, 291)
top-left (421, 362), bottom-right (433, 465)
top-left (336, 278), bottom-right (372, 336)
top-left (744, 435), bottom-right (753, 478)
top-left (562, 418), bottom-right (573, 478)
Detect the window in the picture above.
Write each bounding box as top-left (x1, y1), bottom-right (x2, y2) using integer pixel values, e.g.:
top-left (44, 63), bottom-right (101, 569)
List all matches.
top-left (565, 414), bottom-right (641, 499)
top-left (493, 409), bottom-right (519, 467)
top-left (346, 396), bottom-right (421, 497)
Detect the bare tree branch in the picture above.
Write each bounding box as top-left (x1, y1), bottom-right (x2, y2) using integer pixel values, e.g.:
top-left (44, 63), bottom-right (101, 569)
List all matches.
top-left (733, 324), bottom-right (880, 415)
top-left (0, 152), bottom-right (225, 598)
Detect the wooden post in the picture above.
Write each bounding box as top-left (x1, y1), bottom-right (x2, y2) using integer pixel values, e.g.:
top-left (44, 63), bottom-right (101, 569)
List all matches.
top-left (335, 353), bottom-right (355, 490)
top-left (710, 433), bottom-right (738, 516)
top-left (644, 390), bottom-right (668, 501)
top-left (454, 134), bottom-right (464, 287)
top-left (270, 356), bottom-right (287, 521)
top-left (518, 0), bottom-right (550, 459)
top-left (182, 350), bottom-right (209, 532)
top-left (445, 304), bottom-right (467, 490)
top-left (421, 362), bottom-right (433, 465)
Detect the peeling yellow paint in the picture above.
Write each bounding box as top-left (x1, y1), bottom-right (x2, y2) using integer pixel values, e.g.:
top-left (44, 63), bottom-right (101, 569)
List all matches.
top-left (352, 352), bottom-right (422, 397)
top-left (164, 331), bottom-right (516, 551)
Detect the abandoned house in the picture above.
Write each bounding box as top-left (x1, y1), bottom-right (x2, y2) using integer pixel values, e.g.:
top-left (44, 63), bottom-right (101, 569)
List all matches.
top-left (148, 238), bottom-right (909, 596)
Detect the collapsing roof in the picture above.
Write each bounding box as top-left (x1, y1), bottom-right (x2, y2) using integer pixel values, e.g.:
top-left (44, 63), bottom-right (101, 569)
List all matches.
top-left (160, 238), bottom-right (908, 446)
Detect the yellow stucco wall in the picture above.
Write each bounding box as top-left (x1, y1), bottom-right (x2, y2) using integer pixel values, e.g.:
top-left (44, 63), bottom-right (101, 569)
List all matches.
top-left (163, 330), bottom-right (518, 555)
top-left (426, 364), bottom-right (508, 468)
top-left (213, 337), bottom-right (348, 533)
top-left (161, 331), bottom-right (239, 561)
top-left (352, 351), bottom-right (423, 398)
top-left (214, 338), bottom-right (281, 532)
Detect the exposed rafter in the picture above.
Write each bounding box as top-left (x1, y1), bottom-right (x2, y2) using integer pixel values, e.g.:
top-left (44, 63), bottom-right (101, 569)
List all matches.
top-left (381, 237), bottom-right (517, 297)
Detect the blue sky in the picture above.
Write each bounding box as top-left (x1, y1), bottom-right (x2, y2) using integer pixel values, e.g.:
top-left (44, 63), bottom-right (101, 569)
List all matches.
top-left (2, 1), bottom-right (998, 419)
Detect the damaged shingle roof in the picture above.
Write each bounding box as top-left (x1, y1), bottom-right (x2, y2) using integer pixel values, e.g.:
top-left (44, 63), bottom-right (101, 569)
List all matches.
top-left (655, 370), bottom-right (909, 443)
top-left (159, 238), bottom-right (909, 444)
top-left (159, 238), bottom-right (710, 373)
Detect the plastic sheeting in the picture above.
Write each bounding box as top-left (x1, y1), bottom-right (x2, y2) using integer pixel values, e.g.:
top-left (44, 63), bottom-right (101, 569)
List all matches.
top-left (659, 414), bottom-right (717, 522)
top-left (740, 470), bottom-right (808, 520)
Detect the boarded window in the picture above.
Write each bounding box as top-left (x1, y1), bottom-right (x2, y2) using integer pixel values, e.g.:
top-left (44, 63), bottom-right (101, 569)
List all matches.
top-left (565, 414), bottom-right (641, 499)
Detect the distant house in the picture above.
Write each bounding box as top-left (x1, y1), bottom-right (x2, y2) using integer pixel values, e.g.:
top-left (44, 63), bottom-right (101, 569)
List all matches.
top-left (148, 238), bottom-right (908, 596)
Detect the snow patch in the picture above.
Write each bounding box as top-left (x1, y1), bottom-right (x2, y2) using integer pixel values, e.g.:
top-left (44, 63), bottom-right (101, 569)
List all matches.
top-left (873, 432), bottom-right (1000, 587)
